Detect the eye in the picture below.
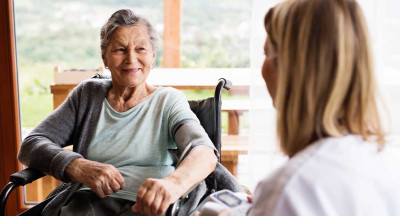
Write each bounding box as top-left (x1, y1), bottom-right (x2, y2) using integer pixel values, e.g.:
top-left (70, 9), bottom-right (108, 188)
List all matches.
top-left (137, 47), bottom-right (146, 52)
top-left (113, 48), bottom-right (125, 52)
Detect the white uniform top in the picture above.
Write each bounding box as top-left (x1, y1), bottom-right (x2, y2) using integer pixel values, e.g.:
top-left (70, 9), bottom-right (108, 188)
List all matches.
top-left (250, 135), bottom-right (400, 216)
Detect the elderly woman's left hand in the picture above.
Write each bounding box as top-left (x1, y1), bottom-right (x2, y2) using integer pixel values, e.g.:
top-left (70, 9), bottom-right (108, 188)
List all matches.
top-left (131, 176), bottom-right (184, 216)
top-left (132, 146), bottom-right (217, 215)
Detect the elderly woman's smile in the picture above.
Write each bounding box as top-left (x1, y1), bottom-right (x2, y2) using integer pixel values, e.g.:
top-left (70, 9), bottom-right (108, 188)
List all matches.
top-left (102, 25), bottom-right (155, 89)
top-left (122, 68), bottom-right (140, 73)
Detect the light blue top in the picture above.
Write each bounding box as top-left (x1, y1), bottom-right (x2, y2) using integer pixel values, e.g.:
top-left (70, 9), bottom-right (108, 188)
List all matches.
top-left (78, 87), bottom-right (198, 201)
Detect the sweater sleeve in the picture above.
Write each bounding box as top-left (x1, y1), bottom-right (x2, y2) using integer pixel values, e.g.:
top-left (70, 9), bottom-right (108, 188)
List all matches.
top-left (17, 83), bottom-right (85, 182)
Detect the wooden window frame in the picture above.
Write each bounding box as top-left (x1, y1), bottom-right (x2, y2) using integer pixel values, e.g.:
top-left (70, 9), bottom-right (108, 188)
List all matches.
top-left (0, 0), bottom-right (31, 215)
top-left (163, 0), bottom-right (181, 68)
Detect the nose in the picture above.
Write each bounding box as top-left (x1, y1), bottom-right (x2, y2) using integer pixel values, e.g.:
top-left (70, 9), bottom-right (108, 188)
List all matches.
top-left (125, 49), bottom-right (138, 64)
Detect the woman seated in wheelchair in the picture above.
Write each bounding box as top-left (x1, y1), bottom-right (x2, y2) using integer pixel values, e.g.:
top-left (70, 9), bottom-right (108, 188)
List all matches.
top-left (18, 9), bottom-right (218, 216)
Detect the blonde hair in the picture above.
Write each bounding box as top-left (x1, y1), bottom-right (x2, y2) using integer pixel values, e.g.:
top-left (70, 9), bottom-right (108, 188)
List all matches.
top-left (265, 0), bottom-right (385, 157)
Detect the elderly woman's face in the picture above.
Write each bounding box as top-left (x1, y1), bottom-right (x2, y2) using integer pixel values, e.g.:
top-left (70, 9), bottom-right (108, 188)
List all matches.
top-left (262, 37), bottom-right (278, 107)
top-left (102, 25), bottom-right (155, 88)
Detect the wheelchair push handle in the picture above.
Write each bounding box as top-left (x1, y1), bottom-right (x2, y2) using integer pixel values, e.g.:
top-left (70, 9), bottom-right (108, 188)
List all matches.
top-left (0, 168), bottom-right (45, 216)
top-left (10, 168), bottom-right (45, 186)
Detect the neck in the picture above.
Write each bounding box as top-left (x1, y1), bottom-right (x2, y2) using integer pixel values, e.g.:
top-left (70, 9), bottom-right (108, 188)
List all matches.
top-left (111, 82), bottom-right (149, 102)
top-left (107, 81), bottom-right (156, 112)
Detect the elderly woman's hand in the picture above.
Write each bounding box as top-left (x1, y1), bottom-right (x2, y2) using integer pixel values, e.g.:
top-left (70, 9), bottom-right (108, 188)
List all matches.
top-left (65, 158), bottom-right (125, 198)
top-left (131, 146), bottom-right (217, 215)
top-left (131, 176), bottom-right (184, 216)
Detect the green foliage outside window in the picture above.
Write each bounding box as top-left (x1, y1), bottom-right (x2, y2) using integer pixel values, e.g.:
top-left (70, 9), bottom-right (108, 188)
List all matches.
top-left (15, 0), bottom-right (251, 130)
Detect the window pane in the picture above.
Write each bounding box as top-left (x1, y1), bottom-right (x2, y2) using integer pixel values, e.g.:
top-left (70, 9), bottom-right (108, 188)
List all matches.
top-left (182, 0), bottom-right (252, 68)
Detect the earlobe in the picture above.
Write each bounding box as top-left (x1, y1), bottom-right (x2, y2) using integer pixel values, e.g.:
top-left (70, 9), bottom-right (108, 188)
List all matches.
top-left (152, 52), bottom-right (156, 66)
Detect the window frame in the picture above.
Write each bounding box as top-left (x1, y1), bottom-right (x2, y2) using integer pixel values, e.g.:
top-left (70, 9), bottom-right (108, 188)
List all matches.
top-left (0, 0), bottom-right (32, 214)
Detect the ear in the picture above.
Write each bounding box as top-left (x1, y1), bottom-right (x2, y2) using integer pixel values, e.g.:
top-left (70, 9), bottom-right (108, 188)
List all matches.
top-left (151, 51), bottom-right (156, 65)
top-left (102, 54), bottom-right (108, 68)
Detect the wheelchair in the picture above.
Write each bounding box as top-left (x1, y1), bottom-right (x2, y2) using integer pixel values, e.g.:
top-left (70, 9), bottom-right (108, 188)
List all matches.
top-left (0, 77), bottom-right (242, 216)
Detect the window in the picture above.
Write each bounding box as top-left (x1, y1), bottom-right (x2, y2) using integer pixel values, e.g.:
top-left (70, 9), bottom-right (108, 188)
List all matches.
top-left (181, 0), bottom-right (251, 68)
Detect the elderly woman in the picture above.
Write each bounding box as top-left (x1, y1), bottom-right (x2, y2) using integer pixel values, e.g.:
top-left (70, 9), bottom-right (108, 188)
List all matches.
top-left (199, 0), bottom-right (400, 215)
top-left (18, 9), bottom-right (219, 216)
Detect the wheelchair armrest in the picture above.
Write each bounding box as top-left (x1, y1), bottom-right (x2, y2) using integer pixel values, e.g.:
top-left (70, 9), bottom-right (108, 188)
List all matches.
top-left (10, 168), bottom-right (45, 186)
top-left (1, 168), bottom-right (45, 216)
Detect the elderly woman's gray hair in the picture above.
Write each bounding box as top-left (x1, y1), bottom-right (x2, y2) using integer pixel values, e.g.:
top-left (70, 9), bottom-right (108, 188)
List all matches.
top-left (100, 9), bottom-right (158, 55)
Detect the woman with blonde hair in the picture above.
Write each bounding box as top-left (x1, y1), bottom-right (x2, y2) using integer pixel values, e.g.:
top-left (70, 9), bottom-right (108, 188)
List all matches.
top-left (247, 0), bottom-right (400, 215)
top-left (197, 0), bottom-right (400, 215)
top-left (195, 0), bottom-right (400, 215)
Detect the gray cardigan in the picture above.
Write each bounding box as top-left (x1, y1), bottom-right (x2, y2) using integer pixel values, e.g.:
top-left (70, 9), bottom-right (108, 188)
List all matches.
top-left (18, 79), bottom-right (242, 216)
